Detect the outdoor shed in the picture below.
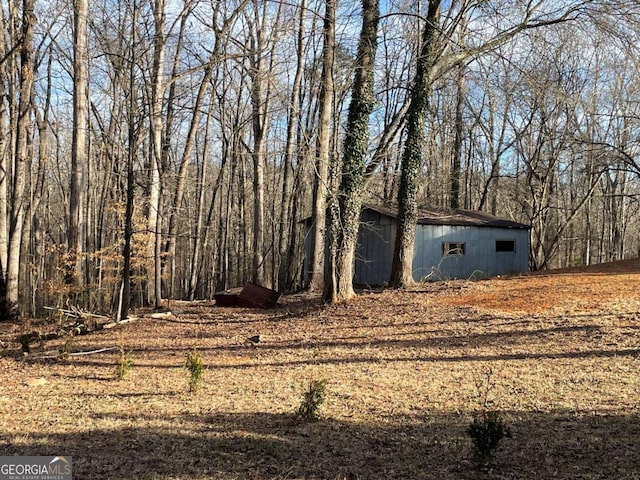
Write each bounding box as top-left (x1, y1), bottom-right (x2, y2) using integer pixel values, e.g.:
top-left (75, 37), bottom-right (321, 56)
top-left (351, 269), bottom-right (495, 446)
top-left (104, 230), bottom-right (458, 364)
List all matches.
top-left (356, 205), bottom-right (530, 285)
top-left (304, 205), bottom-right (530, 286)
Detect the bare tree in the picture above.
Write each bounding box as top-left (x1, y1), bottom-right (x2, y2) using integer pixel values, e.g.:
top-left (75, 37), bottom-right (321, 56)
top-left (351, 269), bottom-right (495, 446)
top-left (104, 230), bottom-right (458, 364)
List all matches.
top-left (0, 2), bottom-right (13, 316)
top-left (277, 0), bottom-right (308, 291)
top-left (389, 0), bottom-right (441, 288)
top-left (307, 0), bottom-right (335, 292)
top-left (389, 1), bottom-right (603, 287)
top-left (6, 0), bottom-right (36, 313)
top-left (324, 0), bottom-right (379, 303)
top-left (68, 0), bottom-right (88, 287)
top-left (147, 0), bottom-right (167, 308)
top-left (118, 0), bottom-right (139, 322)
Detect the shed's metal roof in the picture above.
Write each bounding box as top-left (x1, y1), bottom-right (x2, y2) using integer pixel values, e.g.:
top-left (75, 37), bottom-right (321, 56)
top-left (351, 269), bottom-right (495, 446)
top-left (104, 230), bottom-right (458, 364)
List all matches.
top-left (365, 204), bottom-right (530, 230)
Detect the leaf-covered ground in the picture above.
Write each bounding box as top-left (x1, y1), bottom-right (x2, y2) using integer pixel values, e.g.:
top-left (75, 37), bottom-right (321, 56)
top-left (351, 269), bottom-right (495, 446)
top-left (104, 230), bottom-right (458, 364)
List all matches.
top-left (1, 259), bottom-right (639, 479)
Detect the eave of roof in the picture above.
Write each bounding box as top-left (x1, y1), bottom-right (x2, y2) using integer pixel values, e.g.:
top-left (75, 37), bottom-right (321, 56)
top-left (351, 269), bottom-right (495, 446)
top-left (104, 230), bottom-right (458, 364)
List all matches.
top-left (364, 204), bottom-right (531, 230)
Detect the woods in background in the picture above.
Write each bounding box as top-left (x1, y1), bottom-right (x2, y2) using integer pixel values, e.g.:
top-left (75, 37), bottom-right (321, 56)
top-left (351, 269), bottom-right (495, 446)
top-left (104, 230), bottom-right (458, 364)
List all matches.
top-left (0, 0), bottom-right (639, 317)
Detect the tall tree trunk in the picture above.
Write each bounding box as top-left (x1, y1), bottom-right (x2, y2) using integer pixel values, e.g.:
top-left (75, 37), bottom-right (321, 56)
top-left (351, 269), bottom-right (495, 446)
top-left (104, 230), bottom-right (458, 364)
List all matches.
top-left (239, 150), bottom-right (249, 283)
top-left (28, 57), bottom-right (51, 316)
top-left (389, 1), bottom-right (441, 288)
top-left (148, 0), bottom-right (166, 308)
top-left (68, 0), bottom-right (88, 288)
top-left (120, 123), bottom-right (135, 322)
top-left (307, 0), bottom-right (335, 292)
top-left (249, 10), bottom-right (267, 286)
top-left (0, 94), bottom-right (7, 314)
top-left (116, 127), bottom-right (137, 320)
top-left (251, 119), bottom-right (267, 285)
top-left (0, 5), bottom-right (9, 284)
top-left (6, 0), bottom-right (36, 314)
top-left (160, 7), bottom-right (188, 299)
top-left (248, 0), bottom-right (282, 287)
top-left (324, 0), bottom-right (379, 303)
top-left (450, 62), bottom-right (464, 210)
top-left (277, 0), bottom-right (307, 291)
top-left (118, 1), bottom-right (139, 322)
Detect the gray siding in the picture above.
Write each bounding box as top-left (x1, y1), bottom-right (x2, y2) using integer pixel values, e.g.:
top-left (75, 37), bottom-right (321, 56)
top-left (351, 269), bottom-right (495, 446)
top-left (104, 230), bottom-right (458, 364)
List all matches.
top-left (413, 225), bottom-right (529, 281)
top-left (354, 209), bottom-right (396, 285)
top-left (306, 209), bottom-right (530, 286)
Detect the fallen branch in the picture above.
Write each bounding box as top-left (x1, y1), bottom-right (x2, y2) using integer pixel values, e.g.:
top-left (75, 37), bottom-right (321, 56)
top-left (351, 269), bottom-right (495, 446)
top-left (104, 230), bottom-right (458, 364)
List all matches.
top-left (43, 306), bottom-right (110, 319)
top-left (102, 316), bottom-right (138, 329)
top-left (68, 347), bottom-right (119, 356)
top-left (29, 346), bottom-right (120, 360)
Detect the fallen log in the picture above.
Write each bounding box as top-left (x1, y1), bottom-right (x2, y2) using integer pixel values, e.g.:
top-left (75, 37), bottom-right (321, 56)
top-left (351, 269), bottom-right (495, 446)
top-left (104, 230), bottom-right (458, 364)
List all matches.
top-left (29, 346), bottom-right (120, 360)
top-left (102, 316), bottom-right (138, 329)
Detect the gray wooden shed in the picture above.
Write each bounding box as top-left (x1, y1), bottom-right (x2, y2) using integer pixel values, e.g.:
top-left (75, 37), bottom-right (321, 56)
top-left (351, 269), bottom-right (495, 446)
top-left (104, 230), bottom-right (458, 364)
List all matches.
top-left (355, 205), bottom-right (530, 284)
top-left (304, 205), bottom-right (530, 286)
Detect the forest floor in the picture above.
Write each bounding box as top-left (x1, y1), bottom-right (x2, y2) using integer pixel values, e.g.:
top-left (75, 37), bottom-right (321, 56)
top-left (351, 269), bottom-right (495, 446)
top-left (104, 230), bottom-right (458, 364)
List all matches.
top-left (0, 259), bottom-right (640, 479)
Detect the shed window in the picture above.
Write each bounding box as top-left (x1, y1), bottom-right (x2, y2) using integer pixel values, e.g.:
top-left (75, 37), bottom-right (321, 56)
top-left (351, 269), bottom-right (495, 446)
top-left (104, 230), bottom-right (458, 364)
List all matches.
top-left (496, 240), bottom-right (516, 253)
top-left (442, 242), bottom-right (465, 256)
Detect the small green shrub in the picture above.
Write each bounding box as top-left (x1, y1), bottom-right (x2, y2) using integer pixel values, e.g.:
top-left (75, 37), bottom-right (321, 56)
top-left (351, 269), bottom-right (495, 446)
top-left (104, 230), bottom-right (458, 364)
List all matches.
top-left (114, 346), bottom-right (133, 379)
top-left (466, 410), bottom-right (510, 464)
top-left (466, 367), bottom-right (511, 465)
top-left (185, 348), bottom-right (205, 392)
top-left (296, 379), bottom-right (327, 419)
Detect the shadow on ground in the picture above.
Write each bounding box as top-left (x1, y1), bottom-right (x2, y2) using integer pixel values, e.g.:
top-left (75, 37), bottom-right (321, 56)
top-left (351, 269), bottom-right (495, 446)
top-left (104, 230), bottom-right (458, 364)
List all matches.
top-left (1, 409), bottom-right (639, 479)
